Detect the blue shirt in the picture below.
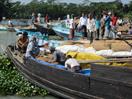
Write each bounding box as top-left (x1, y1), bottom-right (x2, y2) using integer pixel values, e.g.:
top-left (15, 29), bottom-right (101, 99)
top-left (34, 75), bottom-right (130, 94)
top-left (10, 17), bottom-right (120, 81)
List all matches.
top-left (105, 16), bottom-right (111, 29)
top-left (95, 20), bottom-right (101, 29)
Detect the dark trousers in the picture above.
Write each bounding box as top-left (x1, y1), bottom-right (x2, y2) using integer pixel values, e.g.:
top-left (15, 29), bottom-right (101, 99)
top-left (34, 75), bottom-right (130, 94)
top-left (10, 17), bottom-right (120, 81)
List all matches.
top-left (96, 29), bottom-right (100, 39)
top-left (81, 25), bottom-right (87, 38)
top-left (69, 28), bottom-right (75, 40)
top-left (88, 31), bottom-right (94, 44)
top-left (101, 26), bottom-right (105, 39)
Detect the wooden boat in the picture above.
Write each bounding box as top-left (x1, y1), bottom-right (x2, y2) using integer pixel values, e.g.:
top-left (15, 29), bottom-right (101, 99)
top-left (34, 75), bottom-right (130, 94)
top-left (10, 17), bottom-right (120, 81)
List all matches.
top-left (52, 25), bottom-right (82, 40)
top-left (34, 23), bottom-right (56, 35)
top-left (6, 45), bottom-right (132, 99)
top-left (0, 25), bottom-right (15, 32)
top-left (0, 25), bottom-right (8, 31)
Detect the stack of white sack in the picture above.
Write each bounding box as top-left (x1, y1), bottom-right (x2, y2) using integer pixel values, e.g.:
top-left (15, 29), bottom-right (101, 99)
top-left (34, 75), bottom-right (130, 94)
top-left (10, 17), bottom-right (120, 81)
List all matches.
top-left (96, 50), bottom-right (132, 57)
top-left (111, 51), bottom-right (132, 57)
top-left (56, 45), bottom-right (82, 54)
top-left (56, 45), bottom-right (132, 57)
top-left (96, 50), bottom-right (113, 57)
top-left (56, 45), bottom-right (96, 54)
top-left (80, 47), bottom-right (96, 53)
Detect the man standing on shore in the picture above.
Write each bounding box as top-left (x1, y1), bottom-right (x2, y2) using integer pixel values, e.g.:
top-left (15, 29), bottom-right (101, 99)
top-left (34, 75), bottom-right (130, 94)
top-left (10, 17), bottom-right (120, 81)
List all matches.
top-left (79, 13), bottom-right (87, 39)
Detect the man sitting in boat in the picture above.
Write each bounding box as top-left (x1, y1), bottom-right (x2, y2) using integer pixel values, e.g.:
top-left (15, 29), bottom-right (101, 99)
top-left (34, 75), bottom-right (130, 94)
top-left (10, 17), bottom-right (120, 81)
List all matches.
top-left (65, 55), bottom-right (80, 72)
top-left (25, 36), bottom-right (40, 58)
top-left (48, 47), bottom-right (66, 65)
top-left (16, 32), bottom-right (29, 53)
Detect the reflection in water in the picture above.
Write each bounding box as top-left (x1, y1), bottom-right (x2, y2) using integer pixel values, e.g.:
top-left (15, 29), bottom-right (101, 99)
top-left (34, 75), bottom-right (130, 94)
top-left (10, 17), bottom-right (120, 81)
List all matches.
top-left (0, 31), bottom-right (16, 52)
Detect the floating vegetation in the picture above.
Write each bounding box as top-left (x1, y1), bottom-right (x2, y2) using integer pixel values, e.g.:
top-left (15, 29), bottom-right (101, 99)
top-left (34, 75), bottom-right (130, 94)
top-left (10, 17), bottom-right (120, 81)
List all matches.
top-left (0, 54), bottom-right (49, 96)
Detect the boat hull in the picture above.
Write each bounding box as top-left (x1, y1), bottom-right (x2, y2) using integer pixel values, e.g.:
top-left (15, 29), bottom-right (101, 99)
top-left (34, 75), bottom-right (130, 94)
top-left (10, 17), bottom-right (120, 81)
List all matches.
top-left (52, 26), bottom-right (82, 40)
top-left (6, 46), bottom-right (132, 99)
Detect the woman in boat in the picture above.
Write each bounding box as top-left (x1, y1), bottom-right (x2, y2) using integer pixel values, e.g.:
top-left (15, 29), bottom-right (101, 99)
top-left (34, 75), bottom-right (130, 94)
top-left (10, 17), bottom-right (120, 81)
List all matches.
top-left (25, 36), bottom-right (40, 58)
top-left (16, 32), bottom-right (29, 53)
top-left (65, 55), bottom-right (80, 72)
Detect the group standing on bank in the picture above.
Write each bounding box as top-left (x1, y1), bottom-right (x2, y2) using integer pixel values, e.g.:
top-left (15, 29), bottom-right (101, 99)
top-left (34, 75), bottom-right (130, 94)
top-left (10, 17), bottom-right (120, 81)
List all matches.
top-left (64, 11), bottom-right (131, 41)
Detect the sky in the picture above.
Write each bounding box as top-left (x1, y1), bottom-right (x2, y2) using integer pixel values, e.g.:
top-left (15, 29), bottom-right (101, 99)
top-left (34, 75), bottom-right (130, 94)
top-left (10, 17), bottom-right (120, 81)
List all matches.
top-left (12, 0), bottom-right (132, 4)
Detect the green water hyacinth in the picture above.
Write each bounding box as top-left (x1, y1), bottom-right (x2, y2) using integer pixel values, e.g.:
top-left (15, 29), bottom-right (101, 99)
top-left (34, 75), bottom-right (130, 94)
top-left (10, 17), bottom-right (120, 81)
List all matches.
top-left (0, 54), bottom-right (49, 96)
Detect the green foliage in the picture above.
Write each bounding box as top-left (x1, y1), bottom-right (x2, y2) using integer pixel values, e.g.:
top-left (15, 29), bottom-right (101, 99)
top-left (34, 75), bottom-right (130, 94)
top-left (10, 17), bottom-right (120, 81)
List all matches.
top-left (0, 0), bottom-right (132, 20)
top-left (0, 54), bottom-right (49, 96)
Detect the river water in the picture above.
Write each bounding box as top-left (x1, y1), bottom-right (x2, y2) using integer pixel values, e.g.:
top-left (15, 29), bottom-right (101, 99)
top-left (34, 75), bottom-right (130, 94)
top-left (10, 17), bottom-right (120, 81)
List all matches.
top-left (0, 31), bottom-right (60, 99)
top-left (0, 31), bottom-right (16, 52)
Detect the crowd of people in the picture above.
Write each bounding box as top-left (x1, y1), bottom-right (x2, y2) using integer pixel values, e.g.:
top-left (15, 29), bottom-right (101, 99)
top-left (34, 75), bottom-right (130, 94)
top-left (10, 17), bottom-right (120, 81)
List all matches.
top-left (31, 12), bottom-right (49, 25)
top-left (65, 11), bottom-right (131, 42)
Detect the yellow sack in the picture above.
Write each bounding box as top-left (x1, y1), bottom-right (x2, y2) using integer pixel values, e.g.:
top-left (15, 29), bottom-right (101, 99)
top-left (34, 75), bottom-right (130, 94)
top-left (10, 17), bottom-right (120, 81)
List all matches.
top-left (66, 51), bottom-right (105, 60)
top-left (66, 51), bottom-right (105, 69)
top-left (66, 51), bottom-right (132, 68)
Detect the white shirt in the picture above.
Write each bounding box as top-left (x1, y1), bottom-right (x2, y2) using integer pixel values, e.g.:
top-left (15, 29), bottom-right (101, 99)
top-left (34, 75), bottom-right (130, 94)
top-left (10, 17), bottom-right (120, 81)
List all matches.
top-left (79, 17), bottom-right (87, 26)
top-left (69, 19), bottom-right (75, 29)
top-left (65, 58), bottom-right (80, 68)
top-left (25, 42), bottom-right (34, 57)
top-left (87, 18), bottom-right (95, 32)
top-left (25, 41), bottom-right (39, 58)
top-left (8, 20), bottom-right (12, 26)
top-left (65, 18), bottom-right (70, 28)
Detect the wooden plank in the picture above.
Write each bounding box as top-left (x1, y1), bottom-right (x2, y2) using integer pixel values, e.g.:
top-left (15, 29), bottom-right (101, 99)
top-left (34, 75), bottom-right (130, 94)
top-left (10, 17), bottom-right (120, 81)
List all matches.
top-left (78, 58), bottom-right (132, 63)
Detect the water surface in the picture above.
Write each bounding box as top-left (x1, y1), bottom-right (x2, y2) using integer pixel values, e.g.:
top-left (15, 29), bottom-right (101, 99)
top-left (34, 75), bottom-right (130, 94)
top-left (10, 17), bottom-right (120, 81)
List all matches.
top-left (0, 31), bottom-right (16, 52)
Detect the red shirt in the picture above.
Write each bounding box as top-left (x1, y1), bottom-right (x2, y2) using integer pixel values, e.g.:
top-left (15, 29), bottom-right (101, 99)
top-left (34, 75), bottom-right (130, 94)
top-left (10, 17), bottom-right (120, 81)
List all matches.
top-left (45, 15), bottom-right (49, 23)
top-left (111, 16), bottom-right (118, 26)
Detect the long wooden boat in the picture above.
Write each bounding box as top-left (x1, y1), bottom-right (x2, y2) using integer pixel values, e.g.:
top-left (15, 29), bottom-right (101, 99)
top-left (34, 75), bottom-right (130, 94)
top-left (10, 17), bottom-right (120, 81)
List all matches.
top-left (52, 26), bottom-right (82, 40)
top-left (0, 26), bottom-right (15, 32)
top-left (34, 23), bottom-right (56, 35)
top-left (6, 45), bottom-right (132, 99)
